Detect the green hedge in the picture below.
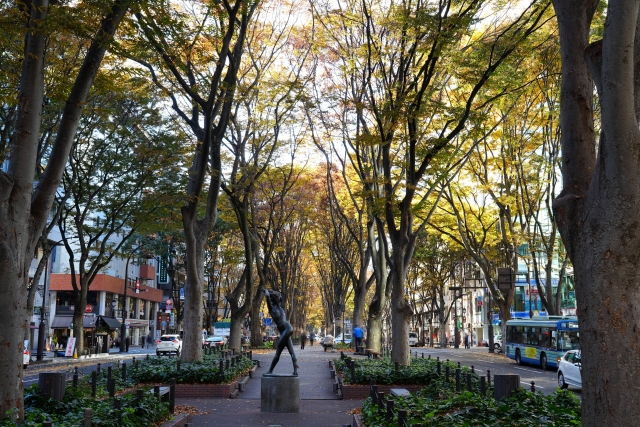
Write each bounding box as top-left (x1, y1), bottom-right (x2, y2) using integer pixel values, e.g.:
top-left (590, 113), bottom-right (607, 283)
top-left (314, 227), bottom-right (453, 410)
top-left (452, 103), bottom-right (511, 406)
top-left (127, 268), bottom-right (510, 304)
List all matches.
top-left (335, 357), bottom-right (581, 426)
top-left (1, 383), bottom-right (169, 427)
top-left (1, 354), bottom-right (254, 426)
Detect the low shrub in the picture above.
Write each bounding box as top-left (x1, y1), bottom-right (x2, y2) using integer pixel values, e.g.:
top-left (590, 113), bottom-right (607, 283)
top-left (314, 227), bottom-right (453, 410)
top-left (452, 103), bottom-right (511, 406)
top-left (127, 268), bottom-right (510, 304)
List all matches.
top-left (1, 383), bottom-right (169, 427)
top-left (338, 356), bottom-right (581, 426)
top-left (131, 354), bottom-right (253, 384)
top-left (361, 386), bottom-right (581, 426)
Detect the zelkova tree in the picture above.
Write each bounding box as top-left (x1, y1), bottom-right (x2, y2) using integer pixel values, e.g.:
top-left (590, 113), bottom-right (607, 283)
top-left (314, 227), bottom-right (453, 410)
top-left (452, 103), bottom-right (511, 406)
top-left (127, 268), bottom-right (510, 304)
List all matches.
top-left (312, 0), bottom-right (550, 364)
top-left (0, 0), bottom-right (131, 418)
top-left (551, 0), bottom-right (640, 424)
top-left (131, 0), bottom-right (258, 361)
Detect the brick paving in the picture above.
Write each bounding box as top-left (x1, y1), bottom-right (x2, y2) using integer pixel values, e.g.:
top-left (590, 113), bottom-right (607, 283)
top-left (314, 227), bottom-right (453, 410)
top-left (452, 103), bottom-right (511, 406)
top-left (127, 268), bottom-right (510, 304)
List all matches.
top-left (177, 344), bottom-right (361, 427)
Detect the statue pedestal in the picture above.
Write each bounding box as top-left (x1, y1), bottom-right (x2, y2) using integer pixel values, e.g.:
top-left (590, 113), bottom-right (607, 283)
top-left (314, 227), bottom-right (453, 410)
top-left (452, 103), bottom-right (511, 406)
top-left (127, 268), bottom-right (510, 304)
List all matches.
top-left (261, 374), bottom-right (299, 413)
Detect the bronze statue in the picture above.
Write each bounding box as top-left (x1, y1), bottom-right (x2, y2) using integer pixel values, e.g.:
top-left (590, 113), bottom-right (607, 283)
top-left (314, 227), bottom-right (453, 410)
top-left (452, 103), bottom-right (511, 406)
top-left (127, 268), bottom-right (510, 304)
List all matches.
top-left (263, 288), bottom-right (299, 376)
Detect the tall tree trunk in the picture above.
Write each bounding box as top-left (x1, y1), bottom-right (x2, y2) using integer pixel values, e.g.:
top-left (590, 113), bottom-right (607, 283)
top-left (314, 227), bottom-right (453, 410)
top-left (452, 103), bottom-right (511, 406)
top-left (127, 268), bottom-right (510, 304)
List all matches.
top-left (0, 0), bottom-right (129, 418)
top-left (181, 224), bottom-right (205, 362)
top-left (552, 1), bottom-right (640, 425)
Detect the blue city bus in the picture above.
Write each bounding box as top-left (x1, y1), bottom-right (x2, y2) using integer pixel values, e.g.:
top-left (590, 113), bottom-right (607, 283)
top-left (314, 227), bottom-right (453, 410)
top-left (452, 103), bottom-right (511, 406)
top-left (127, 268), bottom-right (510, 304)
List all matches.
top-left (504, 316), bottom-right (579, 370)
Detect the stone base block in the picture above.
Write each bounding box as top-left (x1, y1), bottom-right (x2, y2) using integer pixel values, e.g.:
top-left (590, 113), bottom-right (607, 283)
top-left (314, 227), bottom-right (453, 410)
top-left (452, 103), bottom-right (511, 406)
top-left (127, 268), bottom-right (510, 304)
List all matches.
top-left (261, 375), bottom-right (299, 413)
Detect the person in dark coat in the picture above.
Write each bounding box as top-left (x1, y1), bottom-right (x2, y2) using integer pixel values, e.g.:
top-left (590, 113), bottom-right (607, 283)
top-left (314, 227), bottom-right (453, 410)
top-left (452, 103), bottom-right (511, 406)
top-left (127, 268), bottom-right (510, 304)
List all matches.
top-left (300, 332), bottom-right (307, 350)
top-left (125, 336), bottom-right (130, 352)
top-left (141, 335), bottom-right (146, 349)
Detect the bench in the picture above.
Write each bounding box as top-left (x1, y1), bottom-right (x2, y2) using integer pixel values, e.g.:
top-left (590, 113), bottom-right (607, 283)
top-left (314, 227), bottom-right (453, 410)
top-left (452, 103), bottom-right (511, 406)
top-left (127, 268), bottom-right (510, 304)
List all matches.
top-left (238, 376), bottom-right (250, 392)
top-left (390, 388), bottom-right (411, 397)
top-left (152, 385), bottom-right (170, 401)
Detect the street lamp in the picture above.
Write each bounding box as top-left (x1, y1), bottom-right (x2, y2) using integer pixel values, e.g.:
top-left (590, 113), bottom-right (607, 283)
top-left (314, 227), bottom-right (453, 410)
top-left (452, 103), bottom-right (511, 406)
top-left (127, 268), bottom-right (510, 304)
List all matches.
top-left (120, 279), bottom-right (129, 353)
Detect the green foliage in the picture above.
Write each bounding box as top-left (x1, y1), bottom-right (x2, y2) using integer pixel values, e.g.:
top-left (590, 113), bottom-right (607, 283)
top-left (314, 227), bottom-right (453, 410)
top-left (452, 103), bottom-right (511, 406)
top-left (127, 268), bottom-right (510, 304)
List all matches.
top-left (0, 383), bottom-right (169, 427)
top-left (338, 357), bottom-right (581, 426)
top-left (361, 387), bottom-right (581, 426)
top-left (131, 354), bottom-right (254, 384)
top-left (335, 342), bottom-right (352, 350)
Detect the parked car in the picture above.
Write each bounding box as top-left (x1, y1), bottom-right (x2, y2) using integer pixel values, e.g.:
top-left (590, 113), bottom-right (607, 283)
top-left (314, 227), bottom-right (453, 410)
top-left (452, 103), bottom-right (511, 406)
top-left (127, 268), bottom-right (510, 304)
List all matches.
top-left (335, 333), bottom-right (352, 344)
top-left (23, 340), bottom-right (30, 369)
top-left (409, 332), bottom-right (419, 347)
top-left (481, 334), bottom-right (503, 351)
top-left (203, 336), bottom-right (227, 348)
top-left (557, 349), bottom-right (582, 389)
top-left (156, 334), bottom-right (182, 356)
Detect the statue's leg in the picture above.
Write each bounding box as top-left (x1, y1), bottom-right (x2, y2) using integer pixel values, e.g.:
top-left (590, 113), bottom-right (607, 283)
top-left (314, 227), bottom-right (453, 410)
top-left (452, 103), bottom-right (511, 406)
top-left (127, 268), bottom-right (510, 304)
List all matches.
top-left (268, 340), bottom-right (286, 374)
top-left (286, 337), bottom-right (299, 375)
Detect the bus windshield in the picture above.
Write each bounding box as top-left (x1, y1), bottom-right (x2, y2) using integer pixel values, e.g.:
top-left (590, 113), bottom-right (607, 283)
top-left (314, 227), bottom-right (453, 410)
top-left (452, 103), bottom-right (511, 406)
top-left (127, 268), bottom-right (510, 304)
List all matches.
top-left (557, 330), bottom-right (579, 351)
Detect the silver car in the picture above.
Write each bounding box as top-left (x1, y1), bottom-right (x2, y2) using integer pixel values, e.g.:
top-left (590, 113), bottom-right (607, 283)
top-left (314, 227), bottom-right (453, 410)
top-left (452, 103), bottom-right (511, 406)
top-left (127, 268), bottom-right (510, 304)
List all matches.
top-left (557, 349), bottom-right (582, 389)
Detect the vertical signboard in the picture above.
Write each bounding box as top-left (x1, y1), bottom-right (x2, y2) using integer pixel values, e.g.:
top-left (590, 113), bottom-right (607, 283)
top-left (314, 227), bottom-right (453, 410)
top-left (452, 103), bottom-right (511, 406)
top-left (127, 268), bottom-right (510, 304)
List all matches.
top-left (158, 254), bottom-right (169, 285)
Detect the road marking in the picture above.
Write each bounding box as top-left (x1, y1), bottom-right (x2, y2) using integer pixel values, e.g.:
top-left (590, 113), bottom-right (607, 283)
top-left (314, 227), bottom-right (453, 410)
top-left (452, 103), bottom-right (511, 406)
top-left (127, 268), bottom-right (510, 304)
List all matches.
top-left (513, 367), bottom-right (540, 374)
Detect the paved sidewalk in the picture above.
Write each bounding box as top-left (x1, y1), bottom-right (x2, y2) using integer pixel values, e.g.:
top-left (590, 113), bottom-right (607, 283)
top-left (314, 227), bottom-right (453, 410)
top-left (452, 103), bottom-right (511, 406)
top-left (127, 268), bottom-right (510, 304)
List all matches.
top-left (178, 344), bottom-right (360, 427)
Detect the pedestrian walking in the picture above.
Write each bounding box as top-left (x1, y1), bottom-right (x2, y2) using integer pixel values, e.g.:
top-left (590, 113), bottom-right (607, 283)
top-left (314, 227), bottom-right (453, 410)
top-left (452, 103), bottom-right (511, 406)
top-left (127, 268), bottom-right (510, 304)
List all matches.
top-left (147, 333), bottom-right (154, 348)
top-left (141, 335), bottom-right (146, 349)
top-left (310, 333), bottom-right (315, 346)
top-left (300, 332), bottom-right (307, 350)
top-left (125, 336), bottom-right (130, 352)
top-left (464, 334), bottom-right (470, 349)
top-left (353, 324), bottom-right (364, 352)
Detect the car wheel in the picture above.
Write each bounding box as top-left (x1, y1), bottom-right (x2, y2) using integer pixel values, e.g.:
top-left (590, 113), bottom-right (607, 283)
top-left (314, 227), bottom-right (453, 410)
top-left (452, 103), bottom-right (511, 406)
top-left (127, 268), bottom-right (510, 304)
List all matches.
top-left (540, 353), bottom-right (548, 371)
top-left (156, 351), bottom-right (161, 356)
top-left (515, 349), bottom-right (522, 365)
top-left (494, 343), bottom-right (501, 351)
top-left (558, 372), bottom-right (568, 389)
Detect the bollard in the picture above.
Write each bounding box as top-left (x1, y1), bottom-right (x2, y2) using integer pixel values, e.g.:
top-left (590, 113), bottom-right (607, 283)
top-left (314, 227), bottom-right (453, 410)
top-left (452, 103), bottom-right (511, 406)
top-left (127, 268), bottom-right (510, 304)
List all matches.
top-left (136, 389), bottom-right (144, 405)
top-left (177, 360), bottom-right (181, 372)
top-left (398, 409), bottom-right (407, 426)
top-left (154, 385), bottom-right (160, 399)
top-left (471, 365), bottom-right (475, 374)
top-left (445, 365), bottom-right (450, 383)
top-left (377, 392), bottom-right (385, 412)
top-left (114, 397), bottom-right (122, 410)
top-left (371, 385), bottom-right (378, 403)
top-left (122, 362), bottom-right (127, 382)
top-left (82, 408), bottom-right (92, 427)
top-left (458, 361), bottom-right (461, 369)
top-left (97, 363), bottom-right (101, 374)
top-left (350, 361), bottom-right (356, 384)
top-left (75, 367), bottom-right (79, 375)
top-left (395, 361), bottom-right (399, 372)
top-left (467, 372), bottom-right (472, 392)
top-left (487, 369), bottom-right (491, 386)
top-left (169, 378), bottom-right (176, 414)
top-left (437, 359), bottom-right (441, 375)
top-left (73, 373), bottom-right (78, 388)
top-left (455, 368), bottom-right (460, 391)
top-left (481, 376), bottom-right (486, 395)
top-left (146, 353), bottom-right (150, 360)
top-left (531, 381), bottom-right (536, 392)
top-left (43, 423), bottom-right (52, 427)
top-left (91, 371), bottom-right (97, 397)
top-left (225, 359), bottom-right (230, 370)
top-left (107, 366), bottom-right (112, 383)
top-left (386, 397), bottom-right (394, 419)
top-left (108, 378), bottom-right (116, 398)
top-left (428, 354), bottom-right (431, 359)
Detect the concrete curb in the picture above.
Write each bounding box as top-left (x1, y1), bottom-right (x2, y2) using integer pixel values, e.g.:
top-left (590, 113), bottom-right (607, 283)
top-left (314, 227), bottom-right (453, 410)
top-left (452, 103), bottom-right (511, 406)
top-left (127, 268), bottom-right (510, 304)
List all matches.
top-left (160, 413), bottom-right (193, 427)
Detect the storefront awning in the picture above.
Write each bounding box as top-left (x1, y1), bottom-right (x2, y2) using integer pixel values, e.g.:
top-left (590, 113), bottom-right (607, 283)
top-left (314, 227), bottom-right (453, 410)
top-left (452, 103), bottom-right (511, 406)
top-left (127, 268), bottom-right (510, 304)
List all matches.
top-left (95, 316), bottom-right (121, 330)
top-left (50, 316), bottom-right (98, 329)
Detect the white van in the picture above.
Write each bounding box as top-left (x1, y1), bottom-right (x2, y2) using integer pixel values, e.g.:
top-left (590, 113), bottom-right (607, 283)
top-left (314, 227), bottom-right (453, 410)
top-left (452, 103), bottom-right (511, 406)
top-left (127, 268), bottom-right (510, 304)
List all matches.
top-left (409, 332), bottom-right (419, 347)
